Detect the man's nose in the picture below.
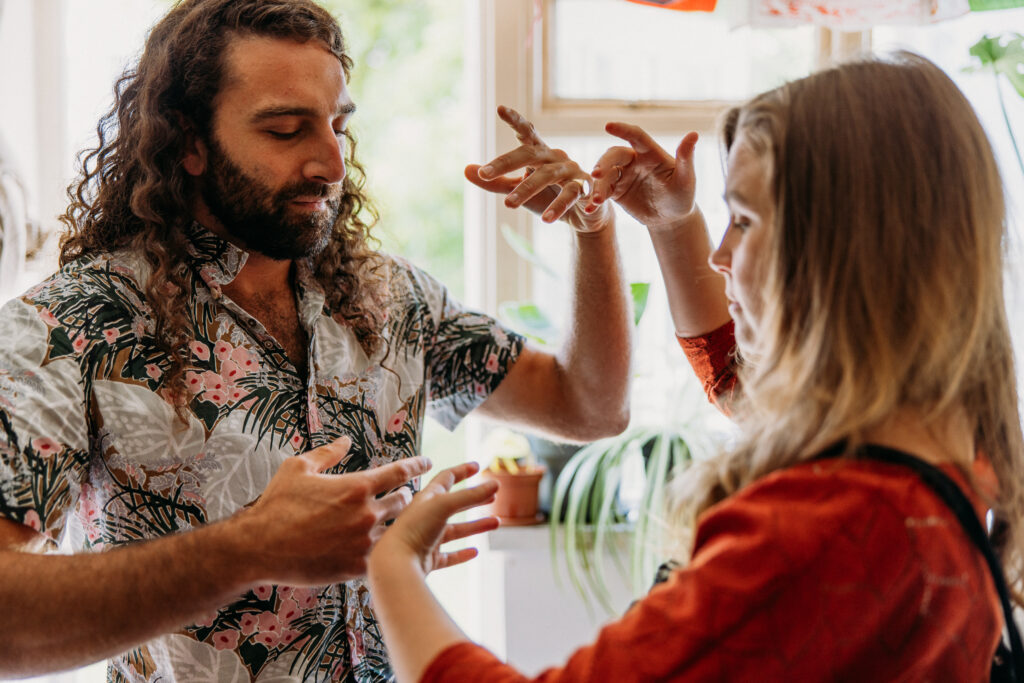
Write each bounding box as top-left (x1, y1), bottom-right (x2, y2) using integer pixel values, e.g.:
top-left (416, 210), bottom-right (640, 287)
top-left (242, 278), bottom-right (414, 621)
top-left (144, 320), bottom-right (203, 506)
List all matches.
top-left (304, 128), bottom-right (346, 185)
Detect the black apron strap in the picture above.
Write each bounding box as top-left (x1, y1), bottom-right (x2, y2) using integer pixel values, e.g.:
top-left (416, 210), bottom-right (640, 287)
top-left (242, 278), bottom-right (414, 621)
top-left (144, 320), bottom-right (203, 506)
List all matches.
top-left (821, 444), bottom-right (1023, 682)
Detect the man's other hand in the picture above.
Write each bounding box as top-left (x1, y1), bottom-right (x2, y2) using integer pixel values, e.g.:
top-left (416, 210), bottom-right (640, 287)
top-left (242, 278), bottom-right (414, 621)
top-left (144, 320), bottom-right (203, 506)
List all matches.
top-left (233, 436), bottom-right (431, 586)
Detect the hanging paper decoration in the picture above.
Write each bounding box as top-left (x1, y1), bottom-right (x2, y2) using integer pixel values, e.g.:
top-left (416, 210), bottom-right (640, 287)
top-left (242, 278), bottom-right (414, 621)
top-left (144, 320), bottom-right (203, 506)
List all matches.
top-left (748, 0), bottom-right (969, 29)
top-left (626, 0), bottom-right (718, 11)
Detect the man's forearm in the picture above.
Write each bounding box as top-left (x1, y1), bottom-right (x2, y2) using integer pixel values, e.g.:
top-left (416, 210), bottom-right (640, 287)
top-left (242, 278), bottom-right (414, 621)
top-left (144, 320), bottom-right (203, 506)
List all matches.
top-left (557, 222), bottom-right (633, 437)
top-left (648, 208), bottom-right (731, 339)
top-left (0, 518), bottom-right (257, 677)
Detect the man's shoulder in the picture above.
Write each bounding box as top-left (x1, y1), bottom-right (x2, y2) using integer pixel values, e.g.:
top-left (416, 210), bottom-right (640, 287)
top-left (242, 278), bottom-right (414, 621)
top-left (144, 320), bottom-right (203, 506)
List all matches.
top-left (18, 250), bottom-right (152, 317)
top-left (377, 253), bottom-right (450, 309)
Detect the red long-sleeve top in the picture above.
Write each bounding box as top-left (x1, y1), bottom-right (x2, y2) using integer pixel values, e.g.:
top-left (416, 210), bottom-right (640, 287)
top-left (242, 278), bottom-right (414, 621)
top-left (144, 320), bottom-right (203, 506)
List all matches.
top-left (421, 322), bottom-right (1001, 682)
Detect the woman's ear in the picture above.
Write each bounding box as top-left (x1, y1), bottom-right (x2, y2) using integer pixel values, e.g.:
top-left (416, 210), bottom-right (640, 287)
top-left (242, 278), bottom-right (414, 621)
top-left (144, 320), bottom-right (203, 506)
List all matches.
top-left (177, 113), bottom-right (208, 176)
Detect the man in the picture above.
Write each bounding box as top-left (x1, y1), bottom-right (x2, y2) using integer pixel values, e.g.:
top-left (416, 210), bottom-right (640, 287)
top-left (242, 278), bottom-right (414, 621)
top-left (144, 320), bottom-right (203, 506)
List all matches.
top-left (0, 1), bottom-right (631, 681)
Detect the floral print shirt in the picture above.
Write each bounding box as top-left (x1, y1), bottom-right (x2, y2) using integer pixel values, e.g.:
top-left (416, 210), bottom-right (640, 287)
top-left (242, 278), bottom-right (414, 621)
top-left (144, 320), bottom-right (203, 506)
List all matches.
top-left (0, 223), bottom-right (524, 682)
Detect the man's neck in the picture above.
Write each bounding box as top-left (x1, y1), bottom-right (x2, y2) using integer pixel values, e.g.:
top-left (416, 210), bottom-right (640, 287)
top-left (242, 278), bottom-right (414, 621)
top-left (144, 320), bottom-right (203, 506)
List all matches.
top-left (192, 205), bottom-right (294, 297)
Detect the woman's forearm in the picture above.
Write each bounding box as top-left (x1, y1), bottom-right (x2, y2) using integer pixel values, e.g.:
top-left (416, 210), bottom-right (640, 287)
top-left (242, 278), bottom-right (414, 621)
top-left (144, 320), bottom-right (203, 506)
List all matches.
top-left (367, 551), bottom-right (469, 683)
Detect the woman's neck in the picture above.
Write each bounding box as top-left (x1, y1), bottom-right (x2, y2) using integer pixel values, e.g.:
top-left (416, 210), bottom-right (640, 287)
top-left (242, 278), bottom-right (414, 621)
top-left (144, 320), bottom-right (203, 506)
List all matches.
top-left (860, 405), bottom-right (974, 467)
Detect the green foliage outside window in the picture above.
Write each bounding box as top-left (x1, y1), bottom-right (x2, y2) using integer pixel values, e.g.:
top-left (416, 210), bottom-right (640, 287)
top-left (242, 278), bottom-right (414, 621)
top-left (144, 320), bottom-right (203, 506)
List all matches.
top-left (322, 0), bottom-right (466, 298)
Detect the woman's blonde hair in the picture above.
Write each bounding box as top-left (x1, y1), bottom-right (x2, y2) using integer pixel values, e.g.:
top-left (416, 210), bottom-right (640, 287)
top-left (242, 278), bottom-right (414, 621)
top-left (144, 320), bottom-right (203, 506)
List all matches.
top-left (667, 52), bottom-right (1024, 597)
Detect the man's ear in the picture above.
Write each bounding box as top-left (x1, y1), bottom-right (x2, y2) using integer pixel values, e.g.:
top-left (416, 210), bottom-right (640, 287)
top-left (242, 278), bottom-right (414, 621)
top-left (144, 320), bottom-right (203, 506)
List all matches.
top-left (177, 113), bottom-right (208, 176)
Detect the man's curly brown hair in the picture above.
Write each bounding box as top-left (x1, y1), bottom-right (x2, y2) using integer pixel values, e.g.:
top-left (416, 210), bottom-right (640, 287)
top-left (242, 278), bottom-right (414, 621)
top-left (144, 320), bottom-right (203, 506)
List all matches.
top-left (59, 0), bottom-right (387, 418)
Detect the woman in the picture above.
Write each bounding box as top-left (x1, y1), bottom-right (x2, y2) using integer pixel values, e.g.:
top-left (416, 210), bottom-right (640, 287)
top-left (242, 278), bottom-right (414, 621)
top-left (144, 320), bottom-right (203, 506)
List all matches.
top-left (368, 52), bottom-right (1024, 681)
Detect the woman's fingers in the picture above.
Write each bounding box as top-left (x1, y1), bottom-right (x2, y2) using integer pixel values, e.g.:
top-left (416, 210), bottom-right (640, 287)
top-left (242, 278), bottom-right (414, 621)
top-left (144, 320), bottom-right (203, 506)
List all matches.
top-left (605, 121), bottom-right (662, 155)
top-left (423, 461), bottom-right (481, 495)
top-left (590, 146), bottom-right (635, 207)
top-left (433, 547), bottom-right (480, 571)
top-left (442, 517), bottom-right (500, 544)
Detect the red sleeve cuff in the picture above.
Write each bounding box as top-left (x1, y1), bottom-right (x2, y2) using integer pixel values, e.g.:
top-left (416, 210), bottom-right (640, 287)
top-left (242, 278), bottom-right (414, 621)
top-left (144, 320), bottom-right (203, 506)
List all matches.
top-left (676, 320), bottom-right (738, 413)
top-left (420, 641), bottom-right (526, 683)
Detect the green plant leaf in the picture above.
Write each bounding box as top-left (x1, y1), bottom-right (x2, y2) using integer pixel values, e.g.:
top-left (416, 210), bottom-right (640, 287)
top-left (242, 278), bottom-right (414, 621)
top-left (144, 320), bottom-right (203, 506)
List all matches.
top-left (497, 302), bottom-right (559, 345)
top-left (969, 33), bottom-right (1024, 97)
top-left (500, 224), bottom-right (561, 280)
top-left (630, 282), bottom-right (651, 326)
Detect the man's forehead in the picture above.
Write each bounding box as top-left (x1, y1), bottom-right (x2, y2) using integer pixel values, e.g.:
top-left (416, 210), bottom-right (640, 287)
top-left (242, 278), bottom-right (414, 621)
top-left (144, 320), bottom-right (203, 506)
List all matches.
top-left (219, 34), bottom-right (352, 115)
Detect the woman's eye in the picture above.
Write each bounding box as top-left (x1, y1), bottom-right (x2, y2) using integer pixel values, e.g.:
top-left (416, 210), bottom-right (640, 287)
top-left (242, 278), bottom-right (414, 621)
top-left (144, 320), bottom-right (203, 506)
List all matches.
top-left (731, 216), bottom-right (751, 232)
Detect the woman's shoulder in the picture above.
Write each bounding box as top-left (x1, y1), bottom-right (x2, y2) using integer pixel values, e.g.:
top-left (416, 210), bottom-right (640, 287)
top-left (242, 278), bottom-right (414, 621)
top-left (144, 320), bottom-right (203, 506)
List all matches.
top-left (693, 457), bottom-right (983, 574)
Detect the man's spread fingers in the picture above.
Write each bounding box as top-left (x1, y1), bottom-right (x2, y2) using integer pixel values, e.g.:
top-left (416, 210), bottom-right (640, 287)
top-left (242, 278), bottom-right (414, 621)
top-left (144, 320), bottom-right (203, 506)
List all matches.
top-left (305, 436), bottom-right (352, 472)
top-left (374, 486), bottom-right (414, 523)
top-left (364, 456), bottom-right (432, 494)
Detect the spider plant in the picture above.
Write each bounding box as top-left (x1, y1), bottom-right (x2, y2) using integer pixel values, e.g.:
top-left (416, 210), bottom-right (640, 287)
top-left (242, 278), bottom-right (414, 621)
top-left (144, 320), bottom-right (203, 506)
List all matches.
top-left (548, 422), bottom-right (716, 616)
top-left (968, 31), bottom-right (1024, 178)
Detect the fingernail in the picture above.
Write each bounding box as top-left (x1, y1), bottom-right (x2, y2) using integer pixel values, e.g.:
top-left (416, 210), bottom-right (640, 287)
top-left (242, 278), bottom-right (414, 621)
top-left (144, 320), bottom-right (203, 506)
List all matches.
top-left (479, 165), bottom-right (494, 177)
top-left (506, 193), bottom-right (519, 203)
top-left (542, 210), bottom-right (554, 221)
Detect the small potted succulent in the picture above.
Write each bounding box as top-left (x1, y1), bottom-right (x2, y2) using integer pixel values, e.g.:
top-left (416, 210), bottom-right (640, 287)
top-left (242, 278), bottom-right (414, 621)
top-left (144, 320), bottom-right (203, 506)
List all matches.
top-left (478, 429), bottom-right (547, 526)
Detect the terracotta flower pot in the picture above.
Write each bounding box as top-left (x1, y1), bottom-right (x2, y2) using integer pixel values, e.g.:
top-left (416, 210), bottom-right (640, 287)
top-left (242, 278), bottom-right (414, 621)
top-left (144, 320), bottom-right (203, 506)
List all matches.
top-left (480, 465), bottom-right (546, 526)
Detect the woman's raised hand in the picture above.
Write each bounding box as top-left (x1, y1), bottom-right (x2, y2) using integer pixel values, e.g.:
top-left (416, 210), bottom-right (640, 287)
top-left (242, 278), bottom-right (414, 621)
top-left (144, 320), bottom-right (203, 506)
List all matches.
top-left (466, 106), bottom-right (613, 233)
top-left (370, 462), bottom-right (500, 576)
top-left (586, 123), bottom-right (700, 232)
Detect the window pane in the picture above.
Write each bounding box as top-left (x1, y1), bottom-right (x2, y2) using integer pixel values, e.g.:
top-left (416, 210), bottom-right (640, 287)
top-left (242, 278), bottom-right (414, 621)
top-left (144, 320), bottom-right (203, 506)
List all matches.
top-left (551, 0), bottom-right (816, 102)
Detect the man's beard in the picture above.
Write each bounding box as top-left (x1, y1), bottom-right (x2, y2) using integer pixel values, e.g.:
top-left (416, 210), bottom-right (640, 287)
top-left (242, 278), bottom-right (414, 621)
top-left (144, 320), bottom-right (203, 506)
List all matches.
top-left (200, 137), bottom-right (342, 261)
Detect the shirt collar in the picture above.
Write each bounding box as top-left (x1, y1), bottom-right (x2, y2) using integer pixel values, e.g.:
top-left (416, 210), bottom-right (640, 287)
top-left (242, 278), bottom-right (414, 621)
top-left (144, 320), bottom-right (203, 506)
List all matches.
top-left (184, 221), bottom-right (328, 319)
top-left (184, 222), bottom-right (248, 292)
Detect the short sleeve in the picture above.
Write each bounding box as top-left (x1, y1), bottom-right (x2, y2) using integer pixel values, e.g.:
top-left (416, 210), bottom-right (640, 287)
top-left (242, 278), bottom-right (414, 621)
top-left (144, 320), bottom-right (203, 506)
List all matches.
top-left (424, 292), bottom-right (525, 431)
top-left (0, 293), bottom-right (91, 544)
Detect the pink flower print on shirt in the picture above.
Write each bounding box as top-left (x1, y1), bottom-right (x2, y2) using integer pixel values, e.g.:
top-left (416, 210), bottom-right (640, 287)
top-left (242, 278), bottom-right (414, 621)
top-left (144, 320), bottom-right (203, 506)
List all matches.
top-left (213, 340), bottom-right (233, 362)
top-left (31, 437), bottom-right (61, 457)
top-left (102, 328), bottom-right (119, 344)
top-left (485, 353), bottom-right (499, 373)
top-left (229, 387), bottom-right (246, 403)
top-left (23, 510), bottom-right (40, 531)
top-left (204, 389), bottom-right (227, 405)
top-left (280, 629), bottom-right (302, 647)
top-left (277, 597), bottom-right (301, 625)
top-left (386, 410), bottom-right (407, 434)
top-left (347, 629), bottom-right (365, 665)
top-left (290, 433), bottom-right (304, 451)
top-left (253, 584), bottom-right (274, 601)
top-left (239, 613), bottom-right (259, 636)
top-left (38, 309), bottom-right (58, 326)
top-left (190, 341), bottom-right (210, 362)
top-left (292, 587), bottom-right (318, 609)
top-left (211, 629), bottom-right (240, 651)
top-left (231, 346), bottom-right (259, 373)
top-left (195, 611), bottom-right (218, 628)
top-left (475, 382), bottom-right (487, 398)
top-left (201, 371), bottom-right (225, 392)
top-left (185, 371), bottom-right (205, 394)
top-left (220, 360), bottom-right (243, 383)
top-left (254, 630), bottom-right (281, 649)
top-left (72, 333), bottom-right (87, 354)
top-left (257, 611), bottom-right (283, 637)
top-left (145, 364), bottom-right (162, 381)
